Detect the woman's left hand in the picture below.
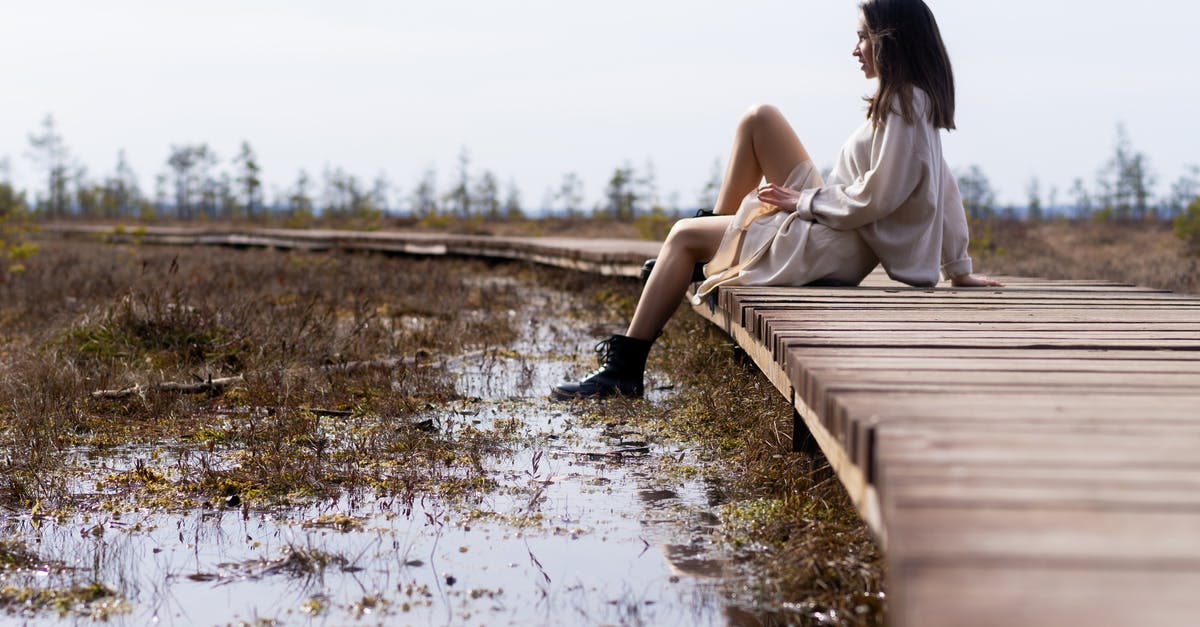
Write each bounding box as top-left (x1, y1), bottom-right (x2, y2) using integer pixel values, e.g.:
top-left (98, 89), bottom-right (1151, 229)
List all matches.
top-left (950, 273), bottom-right (1004, 287)
top-left (756, 184), bottom-right (801, 211)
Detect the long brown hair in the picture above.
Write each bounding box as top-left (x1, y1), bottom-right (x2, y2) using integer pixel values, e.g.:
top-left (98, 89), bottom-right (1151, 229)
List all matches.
top-left (860, 0), bottom-right (956, 130)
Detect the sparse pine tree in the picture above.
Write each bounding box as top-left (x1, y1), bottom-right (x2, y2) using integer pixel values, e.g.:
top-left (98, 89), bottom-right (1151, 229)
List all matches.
top-left (1070, 177), bottom-right (1092, 218)
top-left (1025, 176), bottom-right (1042, 221)
top-left (604, 163), bottom-right (637, 221)
top-left (72, 164), bottom-right (103, 218)
top-left (411, 168), bottom-right (438, 218)
top-left (234, 141), bottom-right (262, 218)
top-left (105, 150), bottom-right (142, 218)
top-left (166, 144), bottom-right (215, 220)
top-left (956, 165), bottom-right (995, 220)
top-left (218, 173), bottom-right (239, 219)
top-left (26, 114), bottom-right (71, 217)
top-left (697, 158), bottom-right (723, 213)
top-left (287, 170), bottom-right (315, 219)
top-left (474, 171), bottom-right (500, 220)
top-left (1096, 124), bottom-right (1155, 221)
top-left (556, 172), bottom-right (584, 217)
top-left (504, 179), bottom-right (523, 221)
top-left (371, 173), bottom-right (392, 215)
top-left (445, 147), bottom-right (472, 218)
top-left (636, 159), bottom-right (658, 216)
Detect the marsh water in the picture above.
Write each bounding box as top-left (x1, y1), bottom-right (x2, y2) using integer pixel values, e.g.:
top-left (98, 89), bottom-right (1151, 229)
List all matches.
top-left (1, 270), bottom-right (751, 626)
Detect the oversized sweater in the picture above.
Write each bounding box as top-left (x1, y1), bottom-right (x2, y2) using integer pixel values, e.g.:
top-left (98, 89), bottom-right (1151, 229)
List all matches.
top-left (795, 87), bottom-right (973, 284)
top-left (695, 88), bottom-right (974, 299)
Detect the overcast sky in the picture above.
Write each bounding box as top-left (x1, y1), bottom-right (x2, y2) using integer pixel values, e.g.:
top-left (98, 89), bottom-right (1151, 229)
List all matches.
top-left (3, 0), bottom-right (1196, 211)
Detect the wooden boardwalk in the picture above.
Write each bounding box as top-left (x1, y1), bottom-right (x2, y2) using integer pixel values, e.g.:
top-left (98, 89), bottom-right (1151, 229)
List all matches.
top-left (43, 223), bottom-right (661, 277)
top-left (692, 272), bottom-right (1200, 627)
top-left (46, 224), bottom-right (1200, 625)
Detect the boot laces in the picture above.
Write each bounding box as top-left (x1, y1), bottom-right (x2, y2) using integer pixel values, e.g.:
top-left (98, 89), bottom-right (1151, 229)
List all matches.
top-left (592, 338), bottom-right (615, 366)
top-left (577, 338), bottom-right (616, 378)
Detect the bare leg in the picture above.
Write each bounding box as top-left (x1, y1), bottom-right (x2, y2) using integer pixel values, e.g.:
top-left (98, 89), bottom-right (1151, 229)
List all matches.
top-left (625, 215), bottom-right (733, 340)
top-left (624, 105), bottom-right (813, 339)
top-left (713, 104), bottom-right (812, 215)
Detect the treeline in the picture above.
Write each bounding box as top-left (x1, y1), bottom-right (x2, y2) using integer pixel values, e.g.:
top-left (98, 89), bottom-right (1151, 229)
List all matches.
top-left (3, 116), bottom-right (1199, 230)
top-left (4, 115), bottom-right (716, 224)
top-left (955, 124), bottom-right (1199, 223)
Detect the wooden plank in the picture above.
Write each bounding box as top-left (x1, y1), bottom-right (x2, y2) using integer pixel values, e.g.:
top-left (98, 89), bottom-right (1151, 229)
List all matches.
top-left (772, 334), bottom-right (1200, 350)
top-left (830, 389), bottom-right (1200, 473)
top-left (745, 309), bottom-right (1200, 323)
top-left (884, 506), bottom-right (1200, 563)
top-left (830, 390), bottom-right (1200, 425)
top-left (787, 355), bottom-right (1200, 373)
top-left (817, 386), bottom-right (1199, 476)
top-left (760, 321), bottom-right (1200, 333)
top-left (884, 473), bottom-right (1200, 510)
top-left (893, 565), bottom-right (1200, 627)
top-left (720, 288), bottom-right (1200, 303)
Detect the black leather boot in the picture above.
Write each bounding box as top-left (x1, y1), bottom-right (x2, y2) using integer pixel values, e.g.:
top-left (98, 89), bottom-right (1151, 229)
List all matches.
top-left (551, 335), bottom-right (654, 400)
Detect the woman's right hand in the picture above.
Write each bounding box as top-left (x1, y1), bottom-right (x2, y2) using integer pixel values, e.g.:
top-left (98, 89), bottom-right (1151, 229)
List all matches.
top-left (756, 184), bottom-right (801, 212)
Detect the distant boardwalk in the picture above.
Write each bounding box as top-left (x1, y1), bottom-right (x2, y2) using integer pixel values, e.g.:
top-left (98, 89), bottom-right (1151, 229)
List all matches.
top-left (46, 224), bottom-right (1200, 626)
top-left (44, 223), bottom-right (661, 278)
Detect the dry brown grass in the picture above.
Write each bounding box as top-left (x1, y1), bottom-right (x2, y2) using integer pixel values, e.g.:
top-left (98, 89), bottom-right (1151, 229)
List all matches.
top-left (972, 218), bottom-right (1200, 294)
top-left (0, 239), bottom-right (525, 509)
top-left (2, 234), bottom-right (884, 624)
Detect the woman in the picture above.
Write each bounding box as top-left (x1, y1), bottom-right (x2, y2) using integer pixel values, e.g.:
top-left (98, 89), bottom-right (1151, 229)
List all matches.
top-left (553, 0), bottom-right (1000, 400)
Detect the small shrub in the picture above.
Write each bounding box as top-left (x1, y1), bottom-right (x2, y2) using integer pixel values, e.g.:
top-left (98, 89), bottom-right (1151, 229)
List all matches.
top-left (0, 182), bottom-right (38, 280)
top-left (1172, 196), bottom-right (1200, 255)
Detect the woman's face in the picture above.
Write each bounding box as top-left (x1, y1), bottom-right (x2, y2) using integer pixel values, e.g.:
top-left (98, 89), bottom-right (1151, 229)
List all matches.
top-left (853, 12), bottom-right (877, 79)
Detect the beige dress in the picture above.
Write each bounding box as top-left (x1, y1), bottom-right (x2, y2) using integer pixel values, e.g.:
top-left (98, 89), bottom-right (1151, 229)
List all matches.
top-left (696, 88), bottom-right (974, 301)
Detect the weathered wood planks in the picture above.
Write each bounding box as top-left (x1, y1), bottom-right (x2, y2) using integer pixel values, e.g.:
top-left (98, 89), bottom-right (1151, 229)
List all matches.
top-left (695, 270), bottom-right (1200, 627)
top-left (41, 223), bottom-right (663, 278)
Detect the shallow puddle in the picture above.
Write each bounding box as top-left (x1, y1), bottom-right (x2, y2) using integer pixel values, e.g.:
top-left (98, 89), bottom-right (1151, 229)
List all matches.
top-left (1, 278), bottom-right (748, 625)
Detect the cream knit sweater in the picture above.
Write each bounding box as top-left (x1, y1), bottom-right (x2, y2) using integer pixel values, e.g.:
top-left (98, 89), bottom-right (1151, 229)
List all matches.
top-left (795, 88), bottom-right (974, 285)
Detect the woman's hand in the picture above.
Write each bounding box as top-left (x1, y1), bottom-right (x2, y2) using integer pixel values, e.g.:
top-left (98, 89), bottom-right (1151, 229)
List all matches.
top-left (756, 184), bottom-right (801, 212)
top-left (950, 273), bottom-right (1003, 287)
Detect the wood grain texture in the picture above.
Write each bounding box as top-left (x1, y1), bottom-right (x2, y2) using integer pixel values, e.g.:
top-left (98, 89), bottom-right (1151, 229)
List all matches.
top-left (696, 268), bottom-right (1200, 626)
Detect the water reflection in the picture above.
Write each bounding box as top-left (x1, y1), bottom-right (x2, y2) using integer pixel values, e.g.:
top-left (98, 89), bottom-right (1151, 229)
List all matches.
top-left (0, 282), bottom-right (771, 626)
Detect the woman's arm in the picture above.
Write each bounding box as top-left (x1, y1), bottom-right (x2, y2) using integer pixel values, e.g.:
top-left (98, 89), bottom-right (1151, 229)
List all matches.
top-left (771, 116), bottom-right (925, 231)
top-left (939, 162), bottom-right (975, 279)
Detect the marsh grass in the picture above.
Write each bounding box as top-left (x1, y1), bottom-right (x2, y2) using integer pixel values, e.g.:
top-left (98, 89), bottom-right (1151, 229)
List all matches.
top-left (2, 236), bottom-right (884, 624)
top-left (0, 538), bottom-right (128, 619)
top-left (0, 239), bottom-right (524, 512)
top-left (973, 218), bottom-right (1200, 294)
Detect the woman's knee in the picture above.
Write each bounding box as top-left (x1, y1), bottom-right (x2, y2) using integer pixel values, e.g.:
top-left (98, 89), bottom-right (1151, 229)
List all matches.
top-left (664, 218), bottom-right (721, 256)
top-left (740, 103), bottom-right (786, 133)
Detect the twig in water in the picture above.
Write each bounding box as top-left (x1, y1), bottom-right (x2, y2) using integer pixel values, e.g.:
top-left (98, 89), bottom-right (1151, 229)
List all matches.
top-left (91, 375), bottom-right (245, 400)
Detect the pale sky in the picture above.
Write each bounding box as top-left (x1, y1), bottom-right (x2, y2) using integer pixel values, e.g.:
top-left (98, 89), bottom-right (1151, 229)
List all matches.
top-left (3, 0), bottom-right (1196, 211)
